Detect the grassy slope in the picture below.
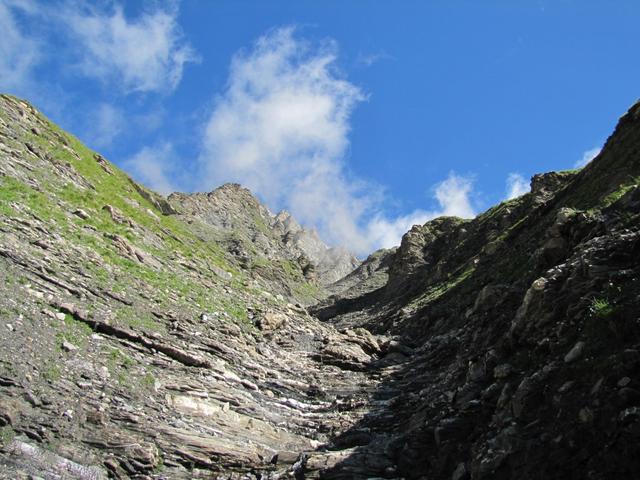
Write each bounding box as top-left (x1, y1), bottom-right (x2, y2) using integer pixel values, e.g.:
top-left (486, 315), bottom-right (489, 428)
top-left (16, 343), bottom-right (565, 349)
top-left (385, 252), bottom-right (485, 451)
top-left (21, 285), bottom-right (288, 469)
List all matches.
top-left (0, 94), bottom-right (318, 331)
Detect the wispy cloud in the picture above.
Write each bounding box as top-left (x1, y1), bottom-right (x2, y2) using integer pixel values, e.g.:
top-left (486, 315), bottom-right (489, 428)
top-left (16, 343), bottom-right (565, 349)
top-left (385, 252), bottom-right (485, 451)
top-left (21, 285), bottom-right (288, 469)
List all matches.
top-left (505, 172), bottom-right (530, 199)
top-left (197, 27), bottom-right (477, 255)
top-left (199, 26), bottom-right (371, 250)
top-left (0, 1), bottom-right (197, 96)
top-left (86, 103), bottom-right (124, 148)
top-left (433, 173), bottom-right (476, 217)
top-left (355, 51), bottom-right (392, 67)
top-left (0, 0), bottom-right (41, 93)
top-left (574, 146), bottom-right (601, 168)
top-left (125, 142), bottom-right (180, 195)
top-left (65, 3), bottom-right (198, 94)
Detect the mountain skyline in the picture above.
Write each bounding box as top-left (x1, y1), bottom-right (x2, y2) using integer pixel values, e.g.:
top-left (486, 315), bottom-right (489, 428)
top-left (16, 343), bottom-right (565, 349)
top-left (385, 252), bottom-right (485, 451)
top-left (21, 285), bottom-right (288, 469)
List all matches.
top-left (2, 0), bottom-right (638, 255)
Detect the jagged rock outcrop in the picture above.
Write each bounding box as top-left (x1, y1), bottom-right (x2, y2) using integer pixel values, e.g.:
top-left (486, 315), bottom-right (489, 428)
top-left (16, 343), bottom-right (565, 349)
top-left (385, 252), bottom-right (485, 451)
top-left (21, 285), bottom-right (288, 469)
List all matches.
top-left (168, 186), bottom-right (360, 291)
top-left (1, 92), bottom-right (640, 480)
top-left (273, 210), bottom-right (360, 285)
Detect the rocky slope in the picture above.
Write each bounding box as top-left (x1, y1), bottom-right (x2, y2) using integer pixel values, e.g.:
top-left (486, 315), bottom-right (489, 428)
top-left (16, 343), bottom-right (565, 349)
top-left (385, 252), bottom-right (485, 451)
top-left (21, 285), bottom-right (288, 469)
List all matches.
top-left (1, 92), bottom-right (640, 480)
top-left (312, 101), bottom-right (640, 479)
top-left (0, 94), bottom-right (375, 479)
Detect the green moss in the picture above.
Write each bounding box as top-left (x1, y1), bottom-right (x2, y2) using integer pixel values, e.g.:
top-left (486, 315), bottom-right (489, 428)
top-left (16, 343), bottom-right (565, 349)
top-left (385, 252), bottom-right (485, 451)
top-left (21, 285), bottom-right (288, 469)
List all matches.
top-left (279, 259), bottom-right (310, 286)
top-left (251, 257), bottom-right (271, 269)
top-left (106, 347), bottom-right (135, 386)
top-left (115, 305), bottom-right (164, 333)
top-left (601, 180), bottom-right (639, 208)
top-left (221, 298), bottom-right (249, 323)
top-left (153, 458), bottom-right (165, 474)
top-left (0, 176), bottom-right (65, 223)
top-left (293, 280), bottom-right (321, 303)
top-left (493, 215), bottom-right (529, 244)
top-left (252, 214), bottom-right (271, 235)
top-left (141, 373), bottom-right (156, 390)
top-left (477, 195), bottom-right (525, 225)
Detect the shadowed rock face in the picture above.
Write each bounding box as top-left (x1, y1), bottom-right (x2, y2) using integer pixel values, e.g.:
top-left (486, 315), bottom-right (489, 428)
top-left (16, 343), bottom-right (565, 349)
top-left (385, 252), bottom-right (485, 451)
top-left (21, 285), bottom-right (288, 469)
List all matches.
top-left (310, 100), bottom-right (640, 479)
top-left (1, 93), bottom-right (640, 480)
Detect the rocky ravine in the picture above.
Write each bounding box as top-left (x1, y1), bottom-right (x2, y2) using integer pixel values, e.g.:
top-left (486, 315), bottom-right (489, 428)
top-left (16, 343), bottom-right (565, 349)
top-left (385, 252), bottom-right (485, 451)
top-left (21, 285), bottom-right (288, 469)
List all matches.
top-left (1, 92), bottom-right (640, 480)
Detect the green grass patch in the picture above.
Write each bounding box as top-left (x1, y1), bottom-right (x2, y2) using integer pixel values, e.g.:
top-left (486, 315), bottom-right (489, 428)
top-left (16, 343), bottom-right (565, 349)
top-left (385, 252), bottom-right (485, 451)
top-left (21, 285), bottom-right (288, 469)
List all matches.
top-left (293, 280), bottom-right (321, 303)
top-left (0, 426), bottom-right (15, 447)
top-left (411, 264), bottom-right (477, 308)
top-left (42, 364), bottom-right (61, 382)
top-left (106, 347), bottom-right (136, 386)
top-left (0, 176), bottom-right (66, 223)
top-left (600, 179), bottom-right (639, 208)
top-left (115, 305), bottom-right (164, 333)
top-left (55, 313), bottom-right (93, 349)
top-left (141, 373), bottom-right (156, 390)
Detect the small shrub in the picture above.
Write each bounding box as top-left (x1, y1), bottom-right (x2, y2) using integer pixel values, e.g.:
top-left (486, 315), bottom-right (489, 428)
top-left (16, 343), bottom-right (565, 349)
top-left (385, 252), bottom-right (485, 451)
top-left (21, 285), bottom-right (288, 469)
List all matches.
top-left (590, 297), bottom-right (615, 318)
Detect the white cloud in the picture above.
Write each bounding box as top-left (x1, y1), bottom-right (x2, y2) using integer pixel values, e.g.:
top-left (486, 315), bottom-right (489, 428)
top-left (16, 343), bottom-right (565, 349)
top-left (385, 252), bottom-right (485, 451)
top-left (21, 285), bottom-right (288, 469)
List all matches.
top-left (433, 173), bottom-right (475, 217)
top-left (365, 173), bottom-right (476, 249)
top-left (65, 3), bottom-right (198, 94)
top-left (505, 172), bottom-right (530, 199)
top-left (125, 142), bottom-right (179, 195)
top-left (356, 51), bottom-right (392, 67)
top-left (86, 103), bottom-right (124, 148)
top-left (0, 1), bottom-right (40, 93)
top-left (199, 26), bottom-right (373, 251)
top-left (365, 211), bottom-right (433, 250)
top-left (574, 147), bottom-right (600, 168)
top-left (1, 1), bottom-right (197, 95)
top-left (198, 27), bottom-right (477, 255)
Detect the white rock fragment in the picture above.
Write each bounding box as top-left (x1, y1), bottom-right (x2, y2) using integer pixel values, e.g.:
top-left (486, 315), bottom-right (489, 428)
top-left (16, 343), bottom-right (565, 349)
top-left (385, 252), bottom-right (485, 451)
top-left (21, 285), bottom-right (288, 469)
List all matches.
top-left (564, 341), bottom-right (586, 363)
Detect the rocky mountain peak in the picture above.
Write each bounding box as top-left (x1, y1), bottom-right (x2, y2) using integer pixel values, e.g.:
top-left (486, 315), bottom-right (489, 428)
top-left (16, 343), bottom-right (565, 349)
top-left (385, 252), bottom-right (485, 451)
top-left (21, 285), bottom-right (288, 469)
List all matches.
top-left (273, 209), bottom-right (301, 231)
top-left (168, 182), bottom-right (360, 287)
top-left (530, 170), bottom-right (578, 199)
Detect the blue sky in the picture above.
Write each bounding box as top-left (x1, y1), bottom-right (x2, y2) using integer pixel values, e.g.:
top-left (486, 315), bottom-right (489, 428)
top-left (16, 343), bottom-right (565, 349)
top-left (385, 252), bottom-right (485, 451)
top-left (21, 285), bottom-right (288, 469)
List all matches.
top-left (2, 0), bottom-right (639, 255)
